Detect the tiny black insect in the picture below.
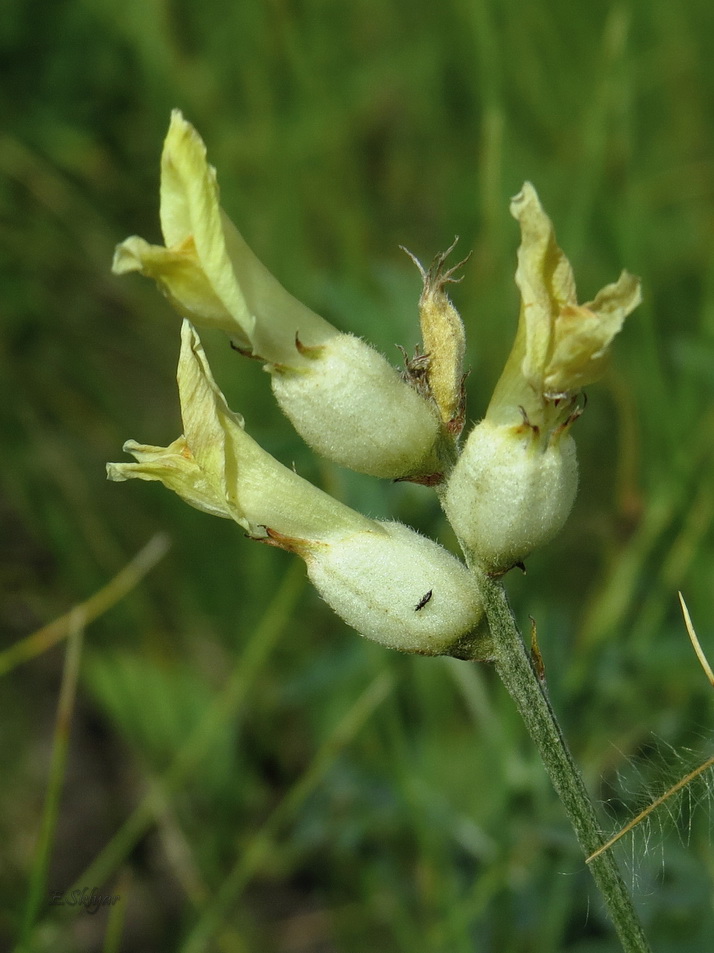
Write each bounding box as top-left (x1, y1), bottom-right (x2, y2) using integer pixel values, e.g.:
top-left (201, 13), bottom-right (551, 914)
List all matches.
top-left (414, 589), bottom-right (433, 611)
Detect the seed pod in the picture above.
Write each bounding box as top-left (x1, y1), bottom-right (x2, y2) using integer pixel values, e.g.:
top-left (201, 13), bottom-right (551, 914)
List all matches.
top-left (301, 521), bottom-right (486, 657)
top-left (444, 418), bottom-right (578, 574)
top-left (270, 334), bottom-right (442, 479)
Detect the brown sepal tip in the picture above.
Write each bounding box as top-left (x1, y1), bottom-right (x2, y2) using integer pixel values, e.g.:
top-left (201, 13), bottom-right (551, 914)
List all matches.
top-left (230, 340), bottom-right (264, 361)
top-left (249, 526), bottom-right (310, 555)
top-left (397, 344), bottom-right (432, 397)
top-left (295, 332), bottom-right (325, 359)
top-left (401, 238), bottom-right (473, 300)
top-left (553, 392), bottom-right (587, 438)
top-left (393, 471), bottom-right (444, 487)
top-left (516, 406), bottom-right (540, 439)
top-left (486, 560), bottom-right (527, 579)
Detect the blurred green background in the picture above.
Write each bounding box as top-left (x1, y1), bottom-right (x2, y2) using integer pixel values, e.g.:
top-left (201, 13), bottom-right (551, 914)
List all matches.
top-left (2, 0), bottom-right (714, 950)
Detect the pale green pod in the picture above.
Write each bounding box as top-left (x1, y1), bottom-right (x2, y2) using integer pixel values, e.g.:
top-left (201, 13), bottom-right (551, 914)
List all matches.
top-left (444, 419), bottom-right (578, 574)
top-left (303, 521), bottom-right (486, 657)
top-left (270, 335), bottom-right (443, 479)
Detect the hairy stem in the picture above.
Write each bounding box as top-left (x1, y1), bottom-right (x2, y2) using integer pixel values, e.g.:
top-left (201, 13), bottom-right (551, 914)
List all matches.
top-left (480, 575), bottom-right (652, 953)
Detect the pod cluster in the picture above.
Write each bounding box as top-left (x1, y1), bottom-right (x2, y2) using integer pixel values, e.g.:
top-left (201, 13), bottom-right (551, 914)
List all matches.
top-left (109, 113), bottom-right (641, 658)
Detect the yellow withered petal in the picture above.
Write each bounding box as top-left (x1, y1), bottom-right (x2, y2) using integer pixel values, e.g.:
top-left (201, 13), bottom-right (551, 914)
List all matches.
top-left (111, 112), bottom-right (255, 344)
top-left (107, 322), bottom-right (377, 540)
top-left (112, 235), bottom-right (244, 335)
top-left (106, 436), bottom-right (232, 520)
top-left (546, 269), bottom-right (641, 392)
top-left (113, 111), bottom-right (333, 359)
top-left (509, 182), bottom-right (641, 397)
top-left (158, 111), bottom-right (251, 329)
top-left (511, 182), bottom-right (577, 391)
top-left (161, 112), bottom-right (334, 358)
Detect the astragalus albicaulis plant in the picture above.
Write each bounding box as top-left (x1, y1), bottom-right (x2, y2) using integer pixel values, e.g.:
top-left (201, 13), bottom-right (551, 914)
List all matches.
top-left (109, 112), bottom-right (650, 952)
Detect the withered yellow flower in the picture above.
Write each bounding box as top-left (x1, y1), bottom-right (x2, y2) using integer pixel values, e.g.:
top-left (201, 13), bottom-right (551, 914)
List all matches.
top-left (112, 112), bottom-right (445, 480)
top-left (488, 182), bottom-right (641, 427)
top-left (113, 110), bottom-right (334, 362)
top-left (445, 183), bottom-right (640, 573)
top-left (513, 182), bottom-right (641, 396)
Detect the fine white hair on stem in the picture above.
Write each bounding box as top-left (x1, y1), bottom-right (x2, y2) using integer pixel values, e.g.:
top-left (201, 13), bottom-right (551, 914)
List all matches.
top-left (588, 593), bottom-right (714, 865)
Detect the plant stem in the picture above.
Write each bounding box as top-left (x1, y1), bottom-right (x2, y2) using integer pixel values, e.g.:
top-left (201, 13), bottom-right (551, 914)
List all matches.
top-left (480, 574), bottom-right (652, 953)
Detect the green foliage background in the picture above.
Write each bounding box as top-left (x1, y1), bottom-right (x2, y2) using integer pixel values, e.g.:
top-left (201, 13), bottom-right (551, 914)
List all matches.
top-left (2, 0), bottom-right (714, 950)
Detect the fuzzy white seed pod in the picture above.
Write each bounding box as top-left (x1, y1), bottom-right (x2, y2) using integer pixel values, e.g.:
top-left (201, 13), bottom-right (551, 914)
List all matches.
top-left (302, 521), bottom-right (486, 657)
top-left (270, 334), bottom-right (443, 480)
top-left (444, 419), bottom-right (578, 574)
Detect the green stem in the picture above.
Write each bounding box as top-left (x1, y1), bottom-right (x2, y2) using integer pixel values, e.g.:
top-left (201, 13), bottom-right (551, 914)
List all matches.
top-left (480, 575), bottom-right (651, 953)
